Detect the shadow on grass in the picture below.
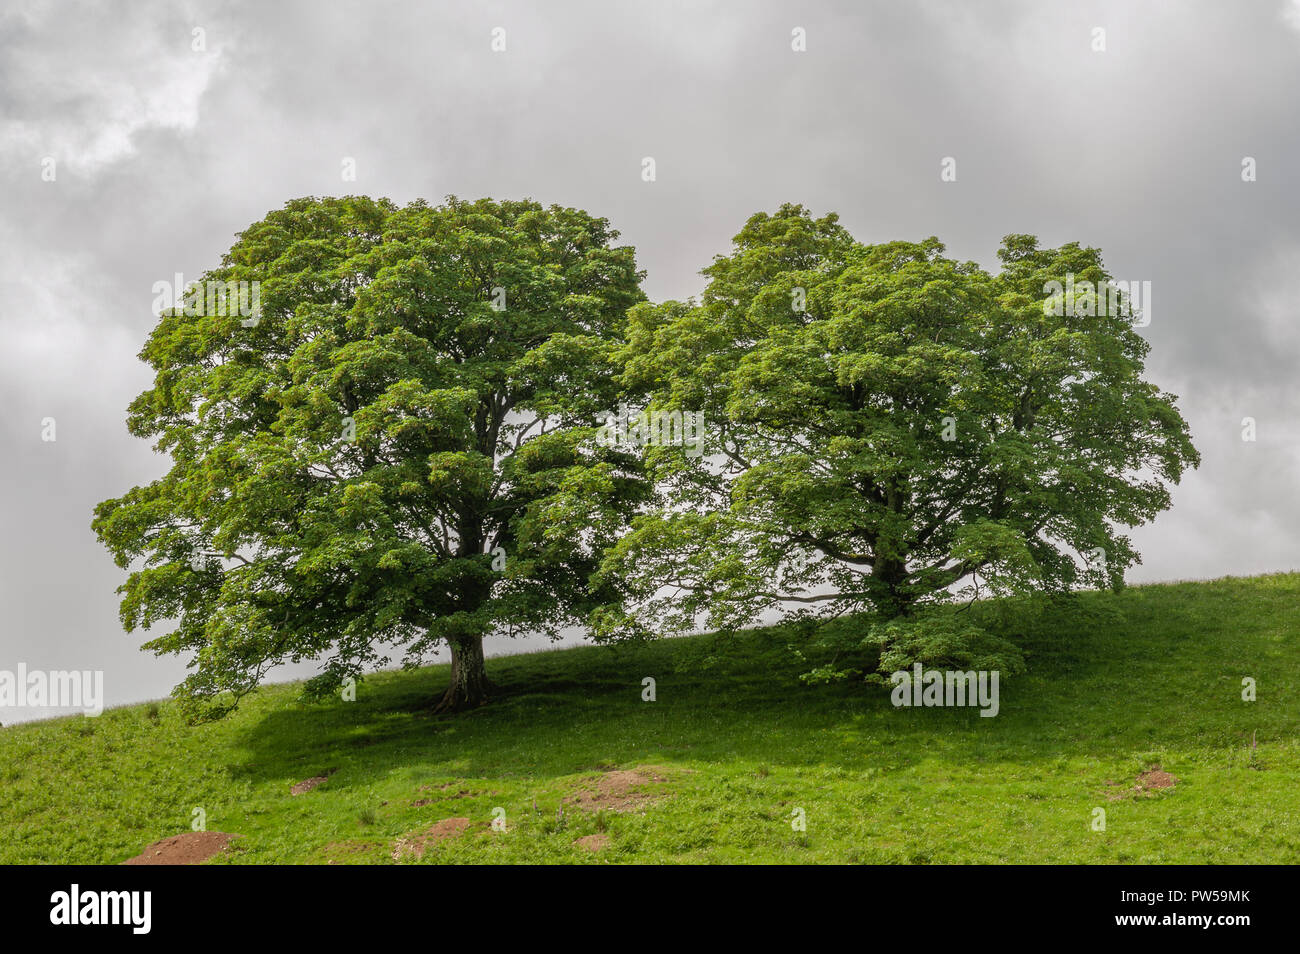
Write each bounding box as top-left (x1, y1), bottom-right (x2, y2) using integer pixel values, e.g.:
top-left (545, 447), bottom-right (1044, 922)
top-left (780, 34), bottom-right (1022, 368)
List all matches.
top-left (228, 576), bottom-right (1300, 793)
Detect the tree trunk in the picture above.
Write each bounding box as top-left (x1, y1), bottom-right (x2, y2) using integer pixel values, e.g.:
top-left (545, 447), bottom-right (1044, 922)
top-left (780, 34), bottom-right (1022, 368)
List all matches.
top-left (874, 555), bottom-right (914, 618)
top-left (434, 634), bottom-right (490, 713)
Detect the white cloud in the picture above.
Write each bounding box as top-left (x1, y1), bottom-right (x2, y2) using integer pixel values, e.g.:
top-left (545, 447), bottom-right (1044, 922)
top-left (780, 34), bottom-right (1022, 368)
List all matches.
top-left (0, 0), bottom-right (224, 176)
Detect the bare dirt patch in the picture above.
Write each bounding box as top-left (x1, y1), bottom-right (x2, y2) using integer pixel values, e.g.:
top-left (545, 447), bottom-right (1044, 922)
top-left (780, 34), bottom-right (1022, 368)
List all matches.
top-left (564, 765), bottom-right (673, 812)
top-left (1106, 765), bottom-right (1179, 801)
top-left (576, 833), bottom-right (610, 853)
top-left (121, 831), bottom-right (237, 865)
top-left (1136, 766), bottom-right (1178, 791)
top-left (392, 817), bottom-right (472, 860)
top-left (290, 773), bottom-right (333, 795)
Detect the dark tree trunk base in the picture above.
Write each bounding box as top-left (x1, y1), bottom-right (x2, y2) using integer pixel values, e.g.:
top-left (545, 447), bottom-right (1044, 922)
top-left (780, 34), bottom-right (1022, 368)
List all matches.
top-left (433, 634), bottom-right (491, 713)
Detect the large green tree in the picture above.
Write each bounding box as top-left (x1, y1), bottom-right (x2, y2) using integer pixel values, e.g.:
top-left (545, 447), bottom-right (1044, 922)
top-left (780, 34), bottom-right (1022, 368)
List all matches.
top-left (94, 196), bottom-right (647, 716)
top-left (596, 204), bottom-right (1199, 678)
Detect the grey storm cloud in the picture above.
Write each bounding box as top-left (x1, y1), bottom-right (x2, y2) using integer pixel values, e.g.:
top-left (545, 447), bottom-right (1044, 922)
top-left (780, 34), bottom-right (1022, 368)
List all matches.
top-left (2, 0), bottom-right (1298, 720)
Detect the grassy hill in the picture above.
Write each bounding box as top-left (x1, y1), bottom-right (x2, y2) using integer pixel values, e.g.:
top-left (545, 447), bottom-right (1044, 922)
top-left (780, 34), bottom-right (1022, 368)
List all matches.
top-left (2, 573), bottom-right (1298, 864)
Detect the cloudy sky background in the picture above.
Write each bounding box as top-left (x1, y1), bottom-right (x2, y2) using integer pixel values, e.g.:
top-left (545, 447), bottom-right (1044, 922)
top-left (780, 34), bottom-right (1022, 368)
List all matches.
top-left (3, 0), bottom-right (1299, 721)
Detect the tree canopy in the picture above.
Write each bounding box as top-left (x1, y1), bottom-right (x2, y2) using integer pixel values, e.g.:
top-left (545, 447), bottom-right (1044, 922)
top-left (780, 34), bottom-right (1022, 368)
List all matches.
top-left (95, 197), bottom-right (1199, 714)
top-left (93, 195), bottom-right (647, 716)
top-left (594, 204), bottom-right (1199, 680)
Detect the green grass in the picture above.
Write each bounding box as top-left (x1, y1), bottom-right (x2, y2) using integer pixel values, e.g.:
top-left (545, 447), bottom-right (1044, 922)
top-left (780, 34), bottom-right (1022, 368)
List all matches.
top-left (2, 573), bottom-right (1298, 864)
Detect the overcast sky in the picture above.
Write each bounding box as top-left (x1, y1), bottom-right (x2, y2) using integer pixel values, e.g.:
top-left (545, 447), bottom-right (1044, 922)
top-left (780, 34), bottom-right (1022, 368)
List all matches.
top-left (3, 0), bottom-right (1299, 721)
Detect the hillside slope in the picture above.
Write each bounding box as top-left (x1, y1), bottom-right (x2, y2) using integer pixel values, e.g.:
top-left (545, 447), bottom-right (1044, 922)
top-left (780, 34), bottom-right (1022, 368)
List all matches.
top-left (2, 574), bottom-right (1297, 864)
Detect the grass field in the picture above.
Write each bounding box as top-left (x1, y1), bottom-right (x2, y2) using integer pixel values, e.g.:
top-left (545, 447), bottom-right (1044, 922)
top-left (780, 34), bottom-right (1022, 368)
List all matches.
top-left (2, 573), bottom-right (1297, 864)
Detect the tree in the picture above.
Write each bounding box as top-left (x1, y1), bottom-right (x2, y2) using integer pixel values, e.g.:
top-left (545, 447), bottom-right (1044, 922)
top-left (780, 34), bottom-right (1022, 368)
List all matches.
top-left (93, 195), bottom-right (647, 717)
top-left (595, 204), bottom-right (1199, 679)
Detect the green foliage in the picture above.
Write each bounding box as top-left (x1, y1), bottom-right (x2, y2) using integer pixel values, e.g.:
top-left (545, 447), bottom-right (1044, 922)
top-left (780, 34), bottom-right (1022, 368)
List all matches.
top-left (599, 204), bottom-right (1200, 681)
top-left (795, 608), bottom-right (1026, 686)
top-left (866, 613), bottom-right (1027, 684)
top-left (92, 195), bottom-right (1202, 711)
top-left (93, 195), bottom-right (647, 718)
